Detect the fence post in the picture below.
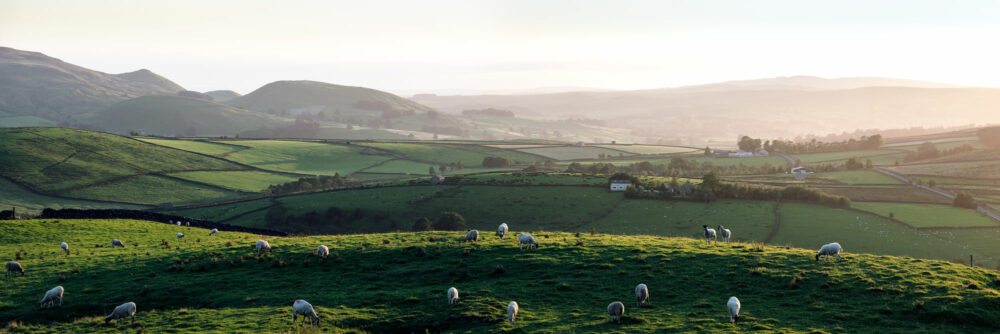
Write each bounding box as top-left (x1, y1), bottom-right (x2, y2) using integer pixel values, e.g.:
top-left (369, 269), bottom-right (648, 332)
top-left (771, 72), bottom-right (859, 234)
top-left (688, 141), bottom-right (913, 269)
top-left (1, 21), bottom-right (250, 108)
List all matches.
top-left (970, 255), bottom-right (974, 267)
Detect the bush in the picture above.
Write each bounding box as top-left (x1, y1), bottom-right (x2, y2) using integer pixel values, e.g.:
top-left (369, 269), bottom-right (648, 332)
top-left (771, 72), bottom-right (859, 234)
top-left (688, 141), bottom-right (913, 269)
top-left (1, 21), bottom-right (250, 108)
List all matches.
top-left (954, 191), bottom-right (977, 209)
top-left (433, 212), bottom-right (467, 231)
top-left (412, 217), bottom-right (432, 231)
top-left (482, 156), bottom-right (513, 168)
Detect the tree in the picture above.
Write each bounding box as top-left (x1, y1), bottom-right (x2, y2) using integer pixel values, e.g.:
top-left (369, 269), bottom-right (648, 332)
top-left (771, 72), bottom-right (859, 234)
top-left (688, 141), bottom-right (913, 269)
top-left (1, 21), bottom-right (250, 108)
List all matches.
top-left (953, 191), bottom-right (977, 209)
top-left (977, 126), bottom-right (1000, 147)
top-left (439, 165), bottom-right (447, 173)
top-left (738, 136), bottom-right (762, 152)
top-left (433, 212), bottom-right (467, 230)
top-left (916, 142), bottom-right (940, 160)
top-left (929, 180), bottom-right (937, 188)
top-left (264, 204), bottom-right (288, 227)
top-left (701, 171), bottom-right (720, 191)
top-left (412, 217), bottom-right (432, 231)
top-left (845, 157), bottom-right (864, 170)
top-left (483, 156), bottom-right (513, 168)
top-left (865, 159), bottom-right (873, 169)
top-left (429, 166), bottom-right (436, 175)
top-left (704, 146), bottom-right (712, 156)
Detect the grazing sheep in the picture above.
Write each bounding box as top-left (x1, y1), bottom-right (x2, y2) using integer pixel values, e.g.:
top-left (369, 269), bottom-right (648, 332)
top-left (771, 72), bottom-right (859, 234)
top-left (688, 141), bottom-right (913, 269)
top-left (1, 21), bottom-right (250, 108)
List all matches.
top-left (105, 301), bottom-right (136, 325)
top-left (176, 232), bottom-right (184, 239)
top-left (607, 301), bottom-right (625, 323)
top-left (465, 230), bottom-right (479, 242)
top-left (702, 225), bottom-right (717, 243)
top-left (728, 296), bottom-right (741, 324)
top-left (316, 245), bottom-right (329, 258)
top-left (256, 240), bottom-right (271, 255)
top-left (507, 301), bottom-right (518, 324)
top-left (209, 228), bottom-right (218, 236)
top-left (497, 223), bottom-right (509, 239)
top-left (185, 221), bottom-right (190, 227)
top-left (40, 286), bottom-right (64, 308)
top-left (111, 239), bottom-right (125, 248)
top-left (447, 287), bottom-right (459, 304)
top-left (518, 233), bottom-right (538, 250)
top-left (61, 242), bottom-right (69, 255)
top-left (717, 225), bottom-right (731, 243)
top-left (6, 261), bottom-right (24, 278)
top-left (292, 299), bottom-right (320, 325)
top-left (176, 221), bottom-right (181, 226)
top-left (635, 283), bottom-right (649, 308)
top-left (815, 242), bottom-right (843, 262)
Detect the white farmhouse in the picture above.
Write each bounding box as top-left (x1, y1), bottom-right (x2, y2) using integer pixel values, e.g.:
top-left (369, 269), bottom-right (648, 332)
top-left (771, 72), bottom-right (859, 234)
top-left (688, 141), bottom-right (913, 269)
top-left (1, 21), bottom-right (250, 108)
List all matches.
top-left (609, 179), bottom-right (630, 192)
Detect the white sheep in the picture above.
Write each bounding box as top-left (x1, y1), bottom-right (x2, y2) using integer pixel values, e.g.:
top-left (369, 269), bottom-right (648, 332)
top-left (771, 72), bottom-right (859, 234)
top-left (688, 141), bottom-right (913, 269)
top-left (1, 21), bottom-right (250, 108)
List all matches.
top-left (111, 239), bottom-right (125, 248)
top-left (635, 283), bottom-right (649, 308)
top-left (316, 245), bottom-right (329, 258)
top-left (209, 228), bottom-right (218, 236)
top-left (176, 232), bottom-right (184, 239)
top-left (465, 230), bottom-right (479, 242)
top-left (292, 299), bottom-right (320, 325)
top-left (518, 233), bottom-right (538, 250)
top-left (717, 225), bottom-right (731, 243)
top-left (702, 225), bottom-right (717, 243)
top-left (40, 286), bottom-right (64, 308)
top-left (608, 301), bottom-right (625, 323)
top-left (105, 301), bottom-right (136, 325)
top-left (447, 287), bottom-right (459, 305)
top-left (507, 301), bottom-right (519, 324)
top-left (728, 296), bottom-right (741, 324)
top-left (256, 240), bottom-right (271, 255)
top-left (497, 223), bottom-right (509, 239)
top-left (185, 221), bottom-right (190, 227)
top-left (6, 261), bottom-right (24, 277)
top-left (61, 242), bottom-right (69, 255)
top-left (176, 221), bottom-right (181, 226)
top-left (816, 242), bottom-right (843, 262)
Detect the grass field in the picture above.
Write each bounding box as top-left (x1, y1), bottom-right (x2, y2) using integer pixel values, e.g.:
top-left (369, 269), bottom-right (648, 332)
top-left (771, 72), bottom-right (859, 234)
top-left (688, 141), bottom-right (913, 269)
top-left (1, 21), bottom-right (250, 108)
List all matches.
top-left (2, 219), bottom-right (999, 333)
top-left (0, 178), bottom-right (145, 215)
top-left (889, 161), bottom-right (1000, 179)
top-left (516, 146), bottom-right (635, 160)
top-left (791, 150), bottom-right (902, 164)
top-left (585, 199), bottom-right (775, 241)
top-left (812, 170), bottom-right (904, 185)
top-left (450, 145), bottom-right (548, 164)
top-left (63, 175), bottom-right (246, 206)
top-left (354, 142), bottom-right (497, 166)
top-left (357, 159), bottom-right (518, 176)
top-left (455, 173), bottom-right (610, 185)
top-left (0, 128), bottom-right (242, 192)
top-left (813, 187), bottom-right (952, 204)
top-left (168, 171), bottom-right (300, 192)
top-left (592, 145), bottom-right (698, 155)
top-left (772, 203), bottom-right (1000, 268)
top-left (851, 202), bottom-right (998, 228)
top-left (683, 156), bottom-right (789, 168)
top-left (163, 198), bottom-right (275, 223)
top-left (218, 140), bottom-right (391, 176)
top-left (138, 138), bottom-right (246, 156)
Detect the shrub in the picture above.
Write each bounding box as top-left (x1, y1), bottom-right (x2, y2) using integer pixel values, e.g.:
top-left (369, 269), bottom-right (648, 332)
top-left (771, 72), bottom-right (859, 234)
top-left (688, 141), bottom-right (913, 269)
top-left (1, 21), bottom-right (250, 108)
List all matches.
top-left (954, 191), bottom-right (977, 209)
top-left (412, 217), bottom-right (432, 231)
top-left (433, 212), bottom-right (467, 231)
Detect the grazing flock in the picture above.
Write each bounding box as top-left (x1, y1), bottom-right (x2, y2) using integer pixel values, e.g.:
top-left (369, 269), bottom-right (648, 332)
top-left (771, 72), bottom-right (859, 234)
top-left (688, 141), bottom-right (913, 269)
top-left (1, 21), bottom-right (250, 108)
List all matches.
top-left (4, 219), bottom-right (844, 329)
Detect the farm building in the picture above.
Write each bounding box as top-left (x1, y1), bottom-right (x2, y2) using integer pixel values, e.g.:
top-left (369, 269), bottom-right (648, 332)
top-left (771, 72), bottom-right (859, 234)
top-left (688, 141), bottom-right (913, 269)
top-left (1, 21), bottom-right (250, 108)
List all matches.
top-left (790, 166), bottom-right (814, 180)
top-left (609, 179), bottom-right (631, 192)
top-left (430, 175), bottom-right (446, 185)
top-left (679, 181), bottom-right (695, 196)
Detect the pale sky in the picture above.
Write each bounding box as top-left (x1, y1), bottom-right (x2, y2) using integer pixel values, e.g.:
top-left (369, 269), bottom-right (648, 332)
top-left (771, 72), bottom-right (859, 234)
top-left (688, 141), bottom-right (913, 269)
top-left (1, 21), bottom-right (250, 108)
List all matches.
top-left (3, 0), bottom-right (999, 94)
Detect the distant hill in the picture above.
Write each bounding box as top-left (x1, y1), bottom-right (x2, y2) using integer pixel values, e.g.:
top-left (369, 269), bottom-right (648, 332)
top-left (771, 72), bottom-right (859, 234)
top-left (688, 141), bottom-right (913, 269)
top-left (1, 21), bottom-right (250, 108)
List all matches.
top-left (0, 46), bottom-right (183, 123)
top-left (205, 90), bottom-right (241, 102)
top-left (85, 95), bottom-right (286, 137)
top-left (230, 80), bottom-right (435, 117)
top-left (673, 75), bottom-right (962, 92)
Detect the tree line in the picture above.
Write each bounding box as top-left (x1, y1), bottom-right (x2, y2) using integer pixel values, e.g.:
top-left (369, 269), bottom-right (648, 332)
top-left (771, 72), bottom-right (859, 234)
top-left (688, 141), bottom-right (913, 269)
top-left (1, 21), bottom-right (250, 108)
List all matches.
top-left (265, 174), bottom-right (345, 195)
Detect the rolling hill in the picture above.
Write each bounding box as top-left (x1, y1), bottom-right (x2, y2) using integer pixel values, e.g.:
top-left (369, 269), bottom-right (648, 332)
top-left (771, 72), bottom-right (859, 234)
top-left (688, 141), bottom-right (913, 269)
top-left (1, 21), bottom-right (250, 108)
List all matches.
top-left (230, 80), bottom-right (435, 117)
top-left (1, 218), bottom-right (998, 333)
top-left (204, 90), bottom-right (241, 102)
top-left (0, 46), bottom-right (182, 123)
top-left (84, 95), bottom-right (286, 137)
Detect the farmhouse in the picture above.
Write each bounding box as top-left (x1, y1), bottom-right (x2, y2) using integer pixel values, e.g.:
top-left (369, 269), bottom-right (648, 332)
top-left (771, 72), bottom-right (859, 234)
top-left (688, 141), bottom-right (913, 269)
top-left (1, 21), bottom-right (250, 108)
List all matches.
top-left (609, 179), bottom-right (630, 192)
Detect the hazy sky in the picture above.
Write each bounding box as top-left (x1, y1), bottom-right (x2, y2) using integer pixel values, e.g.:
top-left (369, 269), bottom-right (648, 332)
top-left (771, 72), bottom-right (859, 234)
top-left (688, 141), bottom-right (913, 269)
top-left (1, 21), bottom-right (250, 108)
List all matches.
top-left (3, 0), bottom-right (999, 94)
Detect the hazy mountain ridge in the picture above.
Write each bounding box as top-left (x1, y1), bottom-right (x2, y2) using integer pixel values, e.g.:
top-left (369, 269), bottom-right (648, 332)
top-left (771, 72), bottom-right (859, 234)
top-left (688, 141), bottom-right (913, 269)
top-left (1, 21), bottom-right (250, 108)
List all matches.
top-left (85, 95), bottom-right (285, 137)
top-left (0, 46), bottom-right (183, 121)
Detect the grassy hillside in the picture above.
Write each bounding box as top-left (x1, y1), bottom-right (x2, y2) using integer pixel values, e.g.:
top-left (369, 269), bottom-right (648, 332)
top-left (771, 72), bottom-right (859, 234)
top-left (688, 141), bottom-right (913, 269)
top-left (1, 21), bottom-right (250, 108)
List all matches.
top-left (229, 80), bottom-right (434, 118)
top-left (0, 178), bottom-right (145, 215)
top-left (86, 95), bottom-right (285, 137)
top-left (0, 127), bottom-right (243, 193)
top-left (218, 140), bottom-right (392, 176)
top-left (2, 219), bottom-right (998, 333)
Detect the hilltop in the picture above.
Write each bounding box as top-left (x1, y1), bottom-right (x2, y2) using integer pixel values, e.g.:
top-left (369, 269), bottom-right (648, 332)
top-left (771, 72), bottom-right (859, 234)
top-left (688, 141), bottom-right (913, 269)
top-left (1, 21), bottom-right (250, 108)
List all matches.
top-left (229, 80), bottom-right (436, 118)
top-left (1, 218), bottom-right (997, 333)
top-left (0, 46), bottom-right (182, 122)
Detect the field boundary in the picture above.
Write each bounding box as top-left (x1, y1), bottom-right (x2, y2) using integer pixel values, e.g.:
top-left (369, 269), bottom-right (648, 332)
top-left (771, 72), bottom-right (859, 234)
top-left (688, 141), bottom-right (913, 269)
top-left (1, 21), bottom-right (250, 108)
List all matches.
top-left (763, 201), bottom-right (781, 243)
top-left (0, 175), bottom-right (154, 209)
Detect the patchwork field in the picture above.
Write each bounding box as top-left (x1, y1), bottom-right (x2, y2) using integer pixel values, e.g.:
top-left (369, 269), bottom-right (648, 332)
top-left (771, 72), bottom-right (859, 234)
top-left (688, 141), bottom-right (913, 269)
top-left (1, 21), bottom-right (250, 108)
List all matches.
top-left (791, 149), bottom-right (903, 164)
top-left (168, 171), bottom-right (300, 192)
top-left (138, 138), bottom-right (246, 156)
top-left (812, 170), bottom-right (904, 185)
top-left (851, 202), bottom-right (998, 228)
top-left (0, 177), bottom-right (145, 215)
top-left (593, 144), bottom-right (698, 155)
top-left (63, 175), bottom-right (246, 206)
top-left (3, 219), bottom-right (999, 333)
top-left (219, 140), bottom-right (391, 176)
top-left (888, 161), bottom-right (1000, 179)
top-left (517, 146), bottom-right (635, 160)
top-left (585, 199), bottom-right (775, 241)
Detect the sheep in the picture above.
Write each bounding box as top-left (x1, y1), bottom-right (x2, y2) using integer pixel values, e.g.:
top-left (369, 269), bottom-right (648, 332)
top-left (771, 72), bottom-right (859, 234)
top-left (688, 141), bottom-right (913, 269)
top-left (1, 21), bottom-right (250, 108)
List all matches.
top-left (6, 261), bottom-right (24, 278)
top-left (635, 283), bottom-right (649, 308)
top-left (816, 242), bottom-right (843, 262)
top-left (292, 299), bottom-right (320, 325)
top-left (61, 242), bottom-right (69, 255)
top-left (717, 225), bottom-right (731, 243)
top-left (518, 233), bottom-right (538, 250)
top-left (185, 221), bottom-right (190, 227)
top-left (40, 286), bottom-right (64, 308)
top-left (447, 287), bottom-right (459, 305)
top-left (176, 221), bottom-right (181, 226)
top-left (728, 296), bottom-right (741, 324)
top-left (256, 240), bottom-right (271, 255)
top-left (507, 301), bottom-right (518, 324)
top-left (702, 225), bottom-right (717, 243)
top-left (316, 245), bottom-right (329, 258)
top-left (176, 232), bottom-right (184, 239)
top-left (465, 230), bottom-right (479, 242)
top-left (111, 239), bottom-right (125, 248)
top-left (209, 228), bottom-right (218, 236)
top-left (608, 301), bottom-right (625, 323)
top-left (497, 223), bottom-right (509, 239)
top-left (105, 301), bottom-right (136, 325)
